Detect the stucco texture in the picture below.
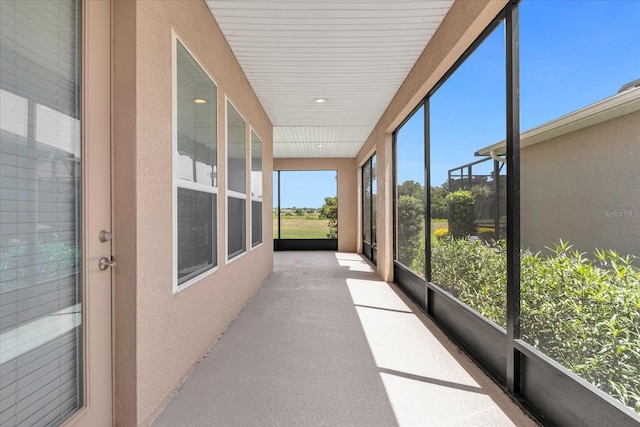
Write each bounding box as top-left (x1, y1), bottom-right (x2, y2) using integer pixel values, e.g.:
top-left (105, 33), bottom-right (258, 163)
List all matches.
top-left (521, 110), bottom-right (640, 259)
top-left (113, 0), bottom-right (273, 424)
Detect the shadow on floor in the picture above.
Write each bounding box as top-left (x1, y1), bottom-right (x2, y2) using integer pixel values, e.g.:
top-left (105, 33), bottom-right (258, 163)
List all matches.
top-left (153, 252), bottom-right (537, 427)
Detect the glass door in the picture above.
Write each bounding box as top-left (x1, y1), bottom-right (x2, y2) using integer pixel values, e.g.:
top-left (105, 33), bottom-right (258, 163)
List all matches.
top-left (0, 1), bottom-right (112, 424)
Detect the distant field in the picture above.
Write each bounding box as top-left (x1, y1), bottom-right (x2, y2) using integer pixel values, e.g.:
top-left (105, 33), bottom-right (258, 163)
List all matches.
top-left (273, 213), bottom-right (331, 239)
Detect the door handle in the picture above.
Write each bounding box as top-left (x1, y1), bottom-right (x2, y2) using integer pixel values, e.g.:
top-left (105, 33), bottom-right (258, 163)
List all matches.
top-left (99, 256), bottom-right (117, 270)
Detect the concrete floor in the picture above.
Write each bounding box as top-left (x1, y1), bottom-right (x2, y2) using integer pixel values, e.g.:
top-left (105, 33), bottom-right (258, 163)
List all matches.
top-left (153, 252), bottom-right (539, 427)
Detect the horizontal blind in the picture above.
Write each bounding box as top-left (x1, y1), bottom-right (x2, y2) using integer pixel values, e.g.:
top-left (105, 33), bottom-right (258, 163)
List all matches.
top-left (0, 1), bottom-right (82, 426)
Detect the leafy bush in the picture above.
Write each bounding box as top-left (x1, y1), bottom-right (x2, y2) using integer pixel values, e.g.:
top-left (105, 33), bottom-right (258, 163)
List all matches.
top-left (411, 233), bottom-right (426, 275)
top-left (446, 190), bottom-right (476, 238)
top-left (521, 242), bottom-right (640, 413)
top-left (431, 236), bottom-right (507, 325)
top-left (397, 195), bottom-right (424, 273)
top-left (431, 237), bottom-right (640, 413)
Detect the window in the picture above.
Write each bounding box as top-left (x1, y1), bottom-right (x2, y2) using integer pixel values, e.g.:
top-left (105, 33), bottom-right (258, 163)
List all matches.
top-left (250, 130), bottom-right (262, 247)
top-left (174, 38), bottom-right (218, 290)
top-left (371, 154), bottom-right (377, 248)
top-left (226, 101), bottom-right (246, 260)
top-left (362, 153), bottom-right (376, 263)
top-left (395, 105), bottom-right (425, 277)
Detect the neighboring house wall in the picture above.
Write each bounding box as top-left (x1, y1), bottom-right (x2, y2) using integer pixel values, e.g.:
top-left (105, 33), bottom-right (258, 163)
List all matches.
top-left (113, 1), bottom-right (273, 424)
top-left (520, 110), bottom-right (640, 258)
top-left (273, 158), bottom-right (358, 253)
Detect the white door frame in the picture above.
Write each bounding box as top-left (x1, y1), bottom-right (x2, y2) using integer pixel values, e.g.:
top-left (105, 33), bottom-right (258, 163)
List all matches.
top-left (63, 0), bottom-right (113, 425)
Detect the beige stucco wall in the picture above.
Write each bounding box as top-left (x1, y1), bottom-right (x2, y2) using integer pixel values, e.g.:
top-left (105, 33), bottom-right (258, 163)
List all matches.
top-left (521, 110), bottom-right (640, 258)
top-left (355, 0), bottom-right (509, 281)
top-left (273, 158), bottom-right (358, 253)
top-left (113, 1), bottom-right (273, 425)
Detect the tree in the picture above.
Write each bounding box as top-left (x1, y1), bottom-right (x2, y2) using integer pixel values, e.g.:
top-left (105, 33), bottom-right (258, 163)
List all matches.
top-left (430, 185), bottom-right (449, 219)
top-left (446, 190), bottom-right (476, 238)
top-left (398, 180), bottom-right (425, 202)
top-left (320, 197), bottom-right (338, 239)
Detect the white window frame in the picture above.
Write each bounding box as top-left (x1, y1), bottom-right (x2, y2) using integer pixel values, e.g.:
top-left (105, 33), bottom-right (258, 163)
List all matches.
top-left (172, 32), bottom-right (219, 293)
top-left (225, 98), bottom-right (248, 263)
top-left (250, 128), bottom-right (263, 249)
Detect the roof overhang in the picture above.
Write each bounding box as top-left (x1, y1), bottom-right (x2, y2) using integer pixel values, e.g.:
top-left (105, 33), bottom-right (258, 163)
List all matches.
top-left (476, 86), bottom-right (640, 156)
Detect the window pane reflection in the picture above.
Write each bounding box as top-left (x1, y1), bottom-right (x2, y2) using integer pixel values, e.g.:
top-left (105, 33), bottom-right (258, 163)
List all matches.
top-left (227, 102), bottom-right (246, 195)
top-left (228, 197), bottom-right (246, 258)
top-left (176, 41), bottom-right (217, 186)
top-left (251, 131), bottom-right (262, 246)
top-left (178, 189), bottom-right (216, 283)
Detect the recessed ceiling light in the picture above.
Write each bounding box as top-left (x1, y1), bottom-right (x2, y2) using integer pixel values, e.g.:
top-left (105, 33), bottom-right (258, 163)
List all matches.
top-left (194, 98), bottom-right (207, 104)
top-left (317, 144), bottom-right (323, 148)
top-left (314, 98), bottom-right (326, 103)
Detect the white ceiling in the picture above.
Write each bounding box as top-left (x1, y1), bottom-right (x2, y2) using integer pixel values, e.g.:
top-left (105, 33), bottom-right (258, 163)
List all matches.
top-left (206, 0), bottom-right (455, 158)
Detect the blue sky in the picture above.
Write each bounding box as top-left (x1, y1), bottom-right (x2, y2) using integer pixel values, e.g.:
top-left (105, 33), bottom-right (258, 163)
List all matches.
top-left (400, 0), bottom-right (640, 188)
top-left (279, 0), bottom-right (640, 207)
top-left (275, 170), bottom-right (337, 208)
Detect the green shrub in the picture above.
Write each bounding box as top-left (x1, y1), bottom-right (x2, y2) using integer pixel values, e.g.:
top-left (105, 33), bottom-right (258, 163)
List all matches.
top-left (431, 237), bottom-right (640, 413)
top-left (431, 236), bottom-right (507, 325)
top-left (521, 242), bottom-right (640, 413)
top-left (397, 195), bottom-right (424, 273)
top-left (446, 190), bottom-right (476, 238)
top-left (410, 233), bottom-right (426, 275)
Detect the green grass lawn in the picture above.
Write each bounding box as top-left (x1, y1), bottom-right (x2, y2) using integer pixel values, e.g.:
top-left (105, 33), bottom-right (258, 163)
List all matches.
top-left (272, 217), bottom-right (449, 240)
top-left (273, 213), bottom-right (331, 239)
